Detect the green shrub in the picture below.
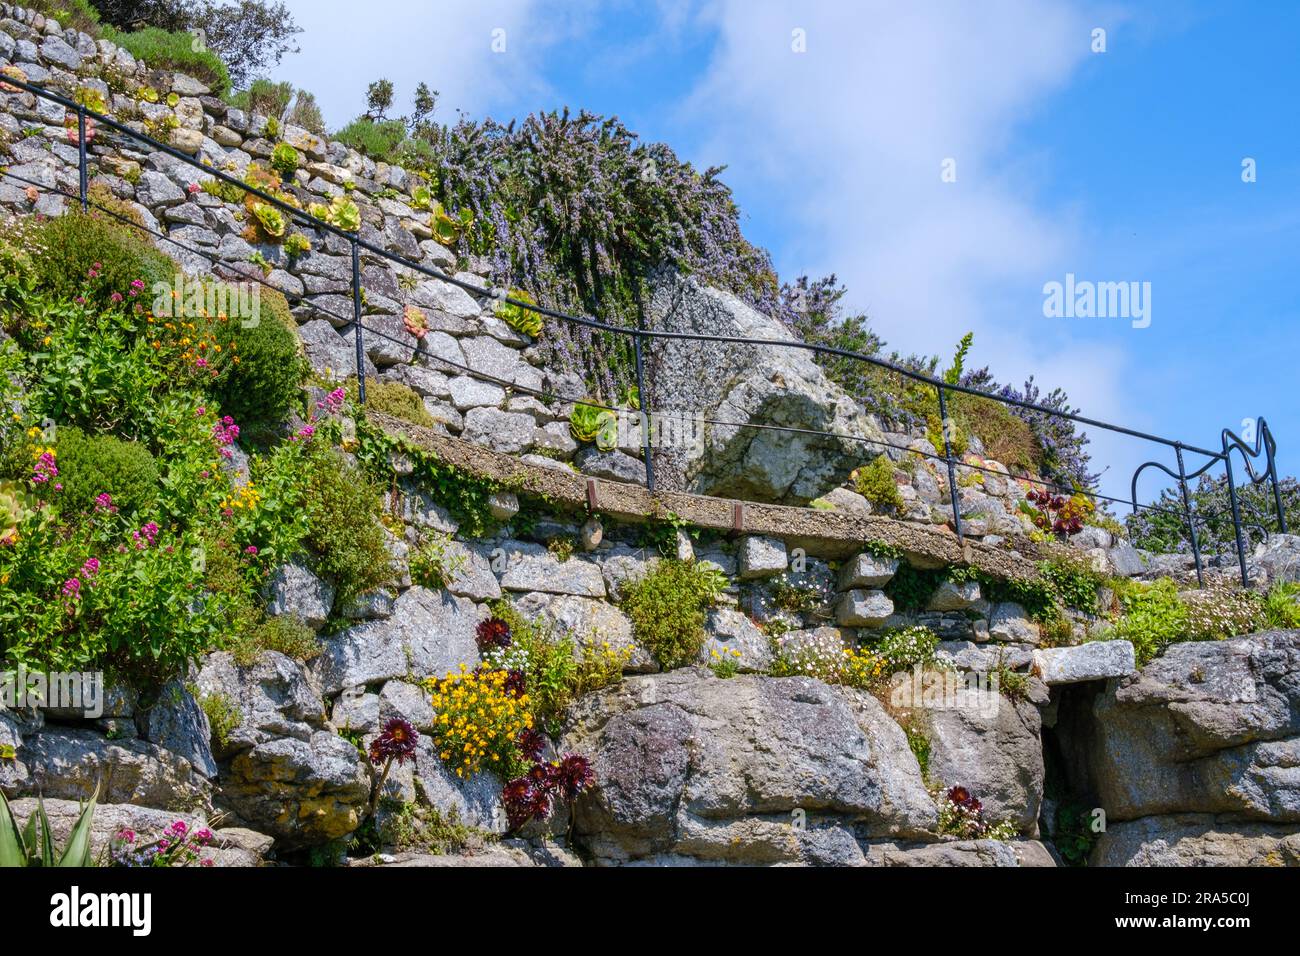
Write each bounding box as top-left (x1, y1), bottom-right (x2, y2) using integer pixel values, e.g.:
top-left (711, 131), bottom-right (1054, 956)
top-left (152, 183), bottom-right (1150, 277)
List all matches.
top-left (1038, 553), bottom-right (1105, 613)
top-left (231, 614), bottom-right (321, 665)
top-left (1111, 579), bottom-right (1187, 666)
top-left (360, 379), bottom-right (435, 429)
top-left (103, 26), bottom-right (231, 96)
top-left (213, 288), bottom-right (303, 430)
top-left (1264, 582), bottom-right (1300, 630)
top-left (55, 426), bottom-right (159, 517)
top-left (620, 559), bottom-right (726, 670)
top-left (29, 209), bottom-right (176, 308)
top-left (227, 79), bottom-right (294, 120)
top-left (303, 448), bottom-right (394, 609)
top-left (854, 455), bottom-right (905, 514)
top-left (957, 395), bottom-right (1043, 474)
top-left (334, 118), bottom-right (407, 163)
top-left (27, 0), bottom-right (101, 34)
top-left (198, 690), bottom-right (241, 751)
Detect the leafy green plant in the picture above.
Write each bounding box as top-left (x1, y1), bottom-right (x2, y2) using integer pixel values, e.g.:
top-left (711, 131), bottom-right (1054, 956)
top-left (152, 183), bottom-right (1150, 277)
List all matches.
top-left (496, 289), bottom-right (543, 338)
top-left (309, 196), bottom-right (361, 232)
top-left (853, 455), bottom-right (905, 514)
top-left (102, 25), bottom-right (231, 96)
top-left (569, 401), bottom-right (615, 449)
top-left (212, 288), bottom-right (304, 430)
top-left (54, 426), bottom-right (160, 518)
top-left (302, 447), bottom-right (394, 609)
top-left (198, 690), bottom-right (241, 751)
top-left (1110, 579), bottom-right (1187, 666)
top-left (358, 379), bottom-right (435, 429)
top-left (28, 209), bottom-right (175, 309)
top-left (0, 786), bottom-right (97, 867)
top-left (270, 141), bottom-right (300, 179)
top-left (1264, 582), bottom-right (1300, 629)
top-left (620, 559), bottom-right (726, 670)
top-left (410, 532), bottom-right (465, 590)
top-left (250, 202), bottom-right (287, 240)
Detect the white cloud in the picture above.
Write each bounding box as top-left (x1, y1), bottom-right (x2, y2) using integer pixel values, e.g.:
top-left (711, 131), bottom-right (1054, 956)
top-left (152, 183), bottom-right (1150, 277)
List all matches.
top-left (678, 0), bottom-right (1148, 494)
top-left (273, 0), bottom-right (589, 129)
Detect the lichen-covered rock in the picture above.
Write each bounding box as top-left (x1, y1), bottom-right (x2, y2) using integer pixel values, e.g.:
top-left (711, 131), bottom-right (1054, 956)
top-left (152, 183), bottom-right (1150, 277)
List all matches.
top-left (310, 586), bottom-right (485, 694)
top-left (263, 561), bottom-right (335, 630)
top-left (220, 731), bottom-right (371, 848)
top-left (1033, 640), bottom-right (1135, 685)
top-left (4, 798), bottom-right (273, 866)
top-left (989, 602), bottom-right (1039, 645)
top-left (700, 607), bottom-right (773, 672)
top-left (835, 589), bottom-right (894, 626)
top-left (915, 693), bottom-right (1044, 835)
top-left (838, 552), bottom-right (899, 589)
top-left (140, 680), bottom-right (217, 778)
top-left (14, 727), bottom-right (211, 810)
top-left (927, 580), bottom-right (981, 612)
top-left (497, 540), bottom-right (606, 598)
top-left (737, 535), bottom-right (787, 579)
top-left (194, 651), bottom-right (327, 756)
top-left (644, 269), bottom-right (884, 503)
top-left (560, 671), bottom-right (935, 865)
top-left (1084, 630), bottom-right (1300, 823)
top-left (511, 591), bottom-right (654, 673)
top-left (1090, 813), bottom-right (1300, 866)
top-left (864, 838), bottom-right (1056, 867)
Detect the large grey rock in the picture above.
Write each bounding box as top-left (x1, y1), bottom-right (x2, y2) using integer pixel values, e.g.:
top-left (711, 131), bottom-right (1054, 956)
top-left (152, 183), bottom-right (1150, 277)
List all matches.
top-left (511, 591), bottom-right (654, 673)
top-left (140, 681), bottom-right (217, 778)
top-left (836, 589), bottom-right (894, 627)
top-left (1255, 534), bottom-right (1300, 584)
top-left (310, 586), bottom-right (485, 694)
top-left (1083, 630), bottom-right (1300, 823)
top-left (439, 540), bottom-right (502, 601)
top-left (989, 602), bottom-right (1039, 645)
top-left (136, 169), bottom-right (185, 207)
top-left (917, 694), bottom-right (1044, 835)
top-left (1033, 640), bottom-right (1135, 685)
top-left (700, 607), bottom-right (774, 672)
top-left (14, 728), bottom-right (211, 810)
top-left (561, 671), bottom-right (935, 864)
top-left (737, 535), bottom-right (787, 579)
top-left (194, 651), bottom-right (327, 756)
top-left (264, 561), bottom-right (335, 630)
top-left (1090, 813), bottom-right (1300, 866)
top-left (838, 552), bottom-right (899, 589)
top-left (644, 269), bottom-right (885, 503)
top-left (498, 540), bottom-right (606, 598)
top-left (927, 580), bottom-right (981, 612)
top-left (461, 407), bottom-right (536, 454)
top-left (574, 447), bottom-right (646, 484)
top-left (220, 731), bottom-right (371, 848)
top-left (378, 681), bottom-right (436, 733)
top-left (864, 839), bottom-right (1055, 867)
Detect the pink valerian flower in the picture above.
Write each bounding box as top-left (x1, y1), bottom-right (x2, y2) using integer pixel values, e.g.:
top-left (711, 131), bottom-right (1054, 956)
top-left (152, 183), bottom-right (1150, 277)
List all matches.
top-left (110, 291), bottom-right (123, 303)
top-left (290, 424), bottom-right (315, 443)
top-left (61, 577), bottom-right (80, 598)
top-left (315, 387), bottom-right (346, 416)
top-left (74, 295), bottom-right (86, 306)
top-left (167, 820), bottom-right (189, 838)
top-left (128, 279), bottom-right (145, 297)
top-left (187, 183), bottom-right (200, 195)
top-left (94, 492), bottom-right (117, 513)
top-left (80, 557), bottom-right (100, 579)
top-left (212, 416), bottom-right (240, 447)
top-left (195, 406), bottom-right (206, 416)
top-left (194, 357), bottom-right (209, 369)
top-left (31, 452), bottom-right (57, 484)
top-left (244, 545), bottom-right (258, 556)
top-left (132, 522), bottom-right (160, 549)
top-left (195, 828), bottom-right (213, 845)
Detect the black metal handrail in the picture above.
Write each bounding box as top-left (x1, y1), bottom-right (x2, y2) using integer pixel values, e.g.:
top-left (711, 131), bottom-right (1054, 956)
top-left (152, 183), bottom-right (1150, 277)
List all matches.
top-left (0, 74), bottom-right (1289, 586)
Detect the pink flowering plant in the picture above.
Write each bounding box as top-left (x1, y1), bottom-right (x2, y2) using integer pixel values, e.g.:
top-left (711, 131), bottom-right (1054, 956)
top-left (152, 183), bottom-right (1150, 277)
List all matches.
top-left (107, 820), bottom-right (217, 867)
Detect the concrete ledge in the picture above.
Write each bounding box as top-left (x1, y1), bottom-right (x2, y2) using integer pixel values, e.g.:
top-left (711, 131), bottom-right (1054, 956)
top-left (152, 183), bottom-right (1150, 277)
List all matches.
top-left (1032, 640), bottom-right (1136, 685)
top-left (369, 412), bottom-right (1042, 584)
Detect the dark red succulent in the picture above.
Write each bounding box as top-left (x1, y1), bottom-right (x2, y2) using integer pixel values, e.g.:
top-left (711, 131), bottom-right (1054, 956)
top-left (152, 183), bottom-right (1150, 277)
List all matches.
top-left (946, 785), bottom-right (982, 814)
top-left (555, 754), bottom-right (594, 800)
top-left (518, 728), bottom-right (547, 762)
top-left (475, 617), bottom-right (512, 652)
top-left (369, 718), bottom-right (419, 766)
top-left (503, 669), bottom-right (527, 698)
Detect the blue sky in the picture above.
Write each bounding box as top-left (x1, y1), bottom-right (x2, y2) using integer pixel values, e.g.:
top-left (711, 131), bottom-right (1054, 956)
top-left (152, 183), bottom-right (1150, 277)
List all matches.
top-left (273, 1), bottom-right (1300, 502)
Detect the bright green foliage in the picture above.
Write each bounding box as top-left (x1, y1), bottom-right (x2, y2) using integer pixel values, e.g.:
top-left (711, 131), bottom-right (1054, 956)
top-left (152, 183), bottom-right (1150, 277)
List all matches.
top-left (0, 787), bottom-right (97, 867)
top-left (1110, 579), bottom-right (1188, 666)
top-left (620, 559), bottom-right (726, 670)
top-left (28, 210), bottom-right (175, 310)
top-left (103, 26), bottom-right (231, 96)
top-left (1264, 582), bottom-right (1300, 629)
top-left (358, 379), bottom-right (435, 429)
top-left (301, 447), bottom-right (394, 609)
top-left (495, 290), bottom-right (543, 338)
top-left (854, 455), bottom-right (905, 514)
top-left (569, 401), bottom-right (615, 450)
top-left (54, 426), bottom-right (160, 517)
top-left (213, 290), bottom-right (304, 430)
top-left (270, 141), bottom-right (300, 179)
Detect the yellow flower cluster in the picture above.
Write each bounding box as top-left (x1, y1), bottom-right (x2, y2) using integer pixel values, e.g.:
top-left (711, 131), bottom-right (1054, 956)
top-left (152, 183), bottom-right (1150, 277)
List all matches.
top-left (842, 646), bottom-right (888, 689)
top-left (427, 665), bottom-right (532, 779)
top-left (220, 482), bottom-right (261, 512)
